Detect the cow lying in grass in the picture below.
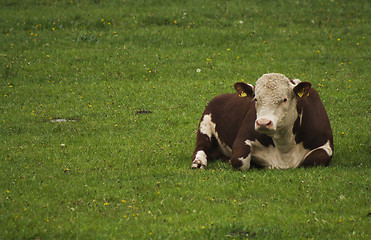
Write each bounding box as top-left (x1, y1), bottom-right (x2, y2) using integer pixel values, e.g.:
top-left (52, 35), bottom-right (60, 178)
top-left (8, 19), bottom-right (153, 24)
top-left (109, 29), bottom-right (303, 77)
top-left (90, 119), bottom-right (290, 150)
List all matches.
top-left (191, 73), bottom-right (333, 170)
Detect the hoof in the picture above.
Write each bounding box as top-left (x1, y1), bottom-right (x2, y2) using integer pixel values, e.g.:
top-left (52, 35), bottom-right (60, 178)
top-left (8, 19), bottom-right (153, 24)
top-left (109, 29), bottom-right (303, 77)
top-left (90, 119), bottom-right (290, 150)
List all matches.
top-left (191, 159), bottom-right (206, 170)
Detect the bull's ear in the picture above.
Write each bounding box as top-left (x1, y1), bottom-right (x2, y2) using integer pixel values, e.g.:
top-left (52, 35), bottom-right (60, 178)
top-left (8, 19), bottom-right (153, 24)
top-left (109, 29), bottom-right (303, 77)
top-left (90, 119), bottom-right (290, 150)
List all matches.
top-left (234, 82), bottom-right (254, 98)
top-left (293, 82), bottom-right (311, 98)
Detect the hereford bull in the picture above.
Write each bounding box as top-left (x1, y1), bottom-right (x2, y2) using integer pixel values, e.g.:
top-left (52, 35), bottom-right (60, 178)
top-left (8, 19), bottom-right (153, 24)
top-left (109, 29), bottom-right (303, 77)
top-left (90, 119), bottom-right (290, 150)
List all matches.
top-left (191, 73), bottom-right (333, 170)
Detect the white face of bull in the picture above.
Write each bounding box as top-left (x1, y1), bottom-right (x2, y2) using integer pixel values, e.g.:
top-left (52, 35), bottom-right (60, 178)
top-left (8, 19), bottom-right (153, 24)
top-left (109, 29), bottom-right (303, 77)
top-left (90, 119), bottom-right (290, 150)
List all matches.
top-left (253, 74), bottom-right (299, 137)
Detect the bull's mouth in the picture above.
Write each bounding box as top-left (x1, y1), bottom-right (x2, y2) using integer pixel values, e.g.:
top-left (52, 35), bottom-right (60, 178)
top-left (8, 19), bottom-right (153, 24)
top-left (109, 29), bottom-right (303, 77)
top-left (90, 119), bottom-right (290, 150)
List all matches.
top-left (255, 125), bottom-right (277, 135)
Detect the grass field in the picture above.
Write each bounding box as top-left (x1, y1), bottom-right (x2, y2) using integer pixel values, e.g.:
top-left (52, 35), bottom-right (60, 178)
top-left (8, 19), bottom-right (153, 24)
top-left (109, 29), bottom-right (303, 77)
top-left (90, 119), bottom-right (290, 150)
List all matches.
top-left (0, 0), bottom-right (370, 239)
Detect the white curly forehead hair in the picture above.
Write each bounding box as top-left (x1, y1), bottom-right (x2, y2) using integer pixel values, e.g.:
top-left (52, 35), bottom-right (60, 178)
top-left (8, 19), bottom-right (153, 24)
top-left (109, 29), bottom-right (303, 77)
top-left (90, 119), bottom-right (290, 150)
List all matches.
top-left (255, 73), bottom-right (293, 102)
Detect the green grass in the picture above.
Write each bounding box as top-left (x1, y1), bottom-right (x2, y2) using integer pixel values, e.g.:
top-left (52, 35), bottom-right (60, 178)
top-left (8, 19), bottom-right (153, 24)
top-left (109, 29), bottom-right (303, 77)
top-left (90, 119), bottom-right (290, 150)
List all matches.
top-left (0, 0), bottom-right (370, 239)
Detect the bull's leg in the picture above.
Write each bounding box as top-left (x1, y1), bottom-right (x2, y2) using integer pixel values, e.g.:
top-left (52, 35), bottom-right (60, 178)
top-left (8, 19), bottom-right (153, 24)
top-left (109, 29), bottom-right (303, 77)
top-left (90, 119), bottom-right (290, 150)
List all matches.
top-left (302, 148), bottom-right (332, 167)
top-left (230, 142), bottom-right (252, 171)
top-left (191, 129), bottom-right (216, 169)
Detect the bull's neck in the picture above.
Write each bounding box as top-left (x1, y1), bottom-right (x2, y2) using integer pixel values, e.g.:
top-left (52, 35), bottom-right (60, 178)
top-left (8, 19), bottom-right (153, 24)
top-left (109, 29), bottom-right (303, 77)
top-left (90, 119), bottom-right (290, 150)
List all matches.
top-left (271, 127), bottom-right (297, 154)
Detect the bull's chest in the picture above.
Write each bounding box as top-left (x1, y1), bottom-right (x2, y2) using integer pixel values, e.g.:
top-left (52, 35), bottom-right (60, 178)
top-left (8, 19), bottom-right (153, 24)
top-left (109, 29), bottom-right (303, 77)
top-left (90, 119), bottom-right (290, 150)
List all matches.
top-left (246, 139), bottom-right (309, 169)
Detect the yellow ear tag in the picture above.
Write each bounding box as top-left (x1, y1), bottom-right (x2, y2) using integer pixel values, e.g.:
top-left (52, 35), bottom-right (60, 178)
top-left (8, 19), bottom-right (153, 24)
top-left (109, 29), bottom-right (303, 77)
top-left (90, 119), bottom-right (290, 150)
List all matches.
top-left (239, 91), bottom-right (247, 97)
top-left (297, 88), bottom-right (305, 98)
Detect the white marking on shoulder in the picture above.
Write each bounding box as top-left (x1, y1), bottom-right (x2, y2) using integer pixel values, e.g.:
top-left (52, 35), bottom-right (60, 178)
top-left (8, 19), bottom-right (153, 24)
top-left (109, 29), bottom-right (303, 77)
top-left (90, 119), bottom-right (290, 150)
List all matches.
top-left (199, 113), bottom-right (232, 157)
top-left (304, 140), bottom-right (333, 159)
top-left (199, 114), bottom-right (215, 139)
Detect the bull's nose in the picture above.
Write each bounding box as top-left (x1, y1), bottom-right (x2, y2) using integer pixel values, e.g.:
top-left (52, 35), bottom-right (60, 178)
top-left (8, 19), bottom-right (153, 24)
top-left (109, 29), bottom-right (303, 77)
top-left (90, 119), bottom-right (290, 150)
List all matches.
top-left (256, 118), bottom-right (273, 129)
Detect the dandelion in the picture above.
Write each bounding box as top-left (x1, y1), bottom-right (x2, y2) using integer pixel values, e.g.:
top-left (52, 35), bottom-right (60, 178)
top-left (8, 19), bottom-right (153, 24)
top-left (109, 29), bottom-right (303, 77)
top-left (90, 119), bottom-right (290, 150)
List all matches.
top-left (227, 48), bottom-right (231, 51)
top-left (337, 38), bottom-right (341, 41)
top-left (51, 28), bottom-right (55, 31)
top-left (104, 202), bottom-right (109, 206)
